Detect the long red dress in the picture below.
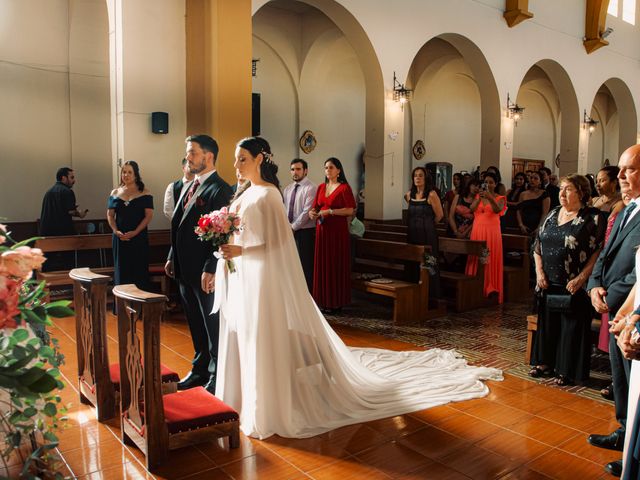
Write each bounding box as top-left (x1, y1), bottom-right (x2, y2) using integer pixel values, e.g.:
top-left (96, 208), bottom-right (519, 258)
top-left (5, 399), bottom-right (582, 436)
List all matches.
top-left (465, 195), bottom-right (505, 303)
top-left (312, 182), bottom-right (356, 309)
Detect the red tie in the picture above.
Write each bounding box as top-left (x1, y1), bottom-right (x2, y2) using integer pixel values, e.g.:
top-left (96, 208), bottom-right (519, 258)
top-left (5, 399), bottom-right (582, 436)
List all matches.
top-left (183, 179), bottom-right (200, 208)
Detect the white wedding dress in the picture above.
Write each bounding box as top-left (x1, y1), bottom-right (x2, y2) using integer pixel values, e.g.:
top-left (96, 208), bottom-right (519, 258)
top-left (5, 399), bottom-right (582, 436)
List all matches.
top-left (214, 184), bottom-right (502, 439)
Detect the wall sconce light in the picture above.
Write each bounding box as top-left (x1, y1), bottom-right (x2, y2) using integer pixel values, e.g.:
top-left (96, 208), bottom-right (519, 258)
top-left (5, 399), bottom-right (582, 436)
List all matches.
top-left (506, 93), bottom-right (525, 125)
top-left (583, 109), bottom-right (599, 134)
top-left (252, 58), bottom-right (260, 77)
top-left (393, 72), bottom-right (412, 104)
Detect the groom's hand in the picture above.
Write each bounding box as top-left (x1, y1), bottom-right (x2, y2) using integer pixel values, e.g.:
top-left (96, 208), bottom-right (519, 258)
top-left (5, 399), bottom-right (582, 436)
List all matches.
top-left (202, 272), bottom-right (215, 294)
top-left (164, 260), bottom-right (174, 278)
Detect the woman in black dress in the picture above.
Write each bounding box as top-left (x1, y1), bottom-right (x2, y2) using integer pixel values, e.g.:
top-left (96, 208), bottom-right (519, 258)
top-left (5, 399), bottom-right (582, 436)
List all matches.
top-left (517, 171), bottom-right (550, 236)
top-left (107, 161), bottom-right (154, 289)
top-left (529, 174), bottom-right (605, 385)
top-left (404, 167), bottom-right (443, 299)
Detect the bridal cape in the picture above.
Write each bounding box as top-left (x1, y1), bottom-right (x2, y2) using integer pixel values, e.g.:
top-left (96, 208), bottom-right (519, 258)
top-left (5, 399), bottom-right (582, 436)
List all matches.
top-left (214, 184), bottom-right (502, 439)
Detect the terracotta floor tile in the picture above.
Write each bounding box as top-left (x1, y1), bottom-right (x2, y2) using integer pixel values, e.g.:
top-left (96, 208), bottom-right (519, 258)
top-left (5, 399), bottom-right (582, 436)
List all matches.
top-left (492, 390), bottom-right (555, 415)
top-left (496, 465), bottom-right (553, 479)
top-left (261, 433), bottom-right (349, 472)
top-left (408, 405), bottom-right (460, 426)
top-left (439, 444), bottom-right (520, 479)
top-left (78, 460), bottom-right (153, 479)
top-left (176, 467), bottom-right (233, 479)
top-left (313, 424), bottom-right (389, 455)
top-left (556, 433), bottom-right (621, 466)
top-left (535, 405), bottom-right (603, 433)
top-left (500, 374), bottom-right (539, 392)
top-left (395, 460), bottom-right (471, 479)
top-left (561, 396), bottom-right (616, 421)
top-left (62, 435), bottom-right (137, 477)
top-left (398, 426), bottom-right (470, 460)
top-left (147, 447), bottom-right (217, 479)
top-left (307, 455), bottom-right (391, 479)
top-left (354, 441), bottom-right (432, 476)
top-left (588, 418), bottom-right (623, 437)
top-left (57, 423), bottom-right (111, 452)
top-left (509, 417), bottom-right (580, 446)
top-left (463, 400), bottom-right (534, 428)
top-left (475, 429), bottom-right (551, 463)
top-left (363, 414), bottom-right (427, 439)
top-left (221, 448), bottom-right (308, 479)
top-left (521, 385), bottom-right (577, 405)
top-left (368, 338), bottom-right (421, 351)
top-left (197, 433), bottom-right (263, 467)
top-left (526, 448), bottom-right (606, 480)
top-left (435, 412), bottom-right (502, 442)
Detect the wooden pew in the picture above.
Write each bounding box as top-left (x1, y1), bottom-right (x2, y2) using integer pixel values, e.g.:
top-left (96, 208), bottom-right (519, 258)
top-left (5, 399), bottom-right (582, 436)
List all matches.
top-left (35, 231), bottom-right (171, 296)
top-left (70, 268), bottom-right (179, 422)
top-left (438, 237), bottom-right (492, 312)
top-left (502, 234), bottom-right (531, 303)
top-left (113, 284), bottom-right (239, 471)
top-left (352, 239), bottom-right (443, 324)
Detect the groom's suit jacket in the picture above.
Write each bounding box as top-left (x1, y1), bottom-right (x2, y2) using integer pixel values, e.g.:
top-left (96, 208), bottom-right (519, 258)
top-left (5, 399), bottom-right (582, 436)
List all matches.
top-left (169, 171), bottom-right (233, 284)
top-left (587, 203), bottom-right (640, 316)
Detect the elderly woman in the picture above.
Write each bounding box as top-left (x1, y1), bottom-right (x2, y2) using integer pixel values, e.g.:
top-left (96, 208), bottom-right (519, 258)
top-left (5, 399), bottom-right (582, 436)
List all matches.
top-left (529, 174), bottom-right (605, 385)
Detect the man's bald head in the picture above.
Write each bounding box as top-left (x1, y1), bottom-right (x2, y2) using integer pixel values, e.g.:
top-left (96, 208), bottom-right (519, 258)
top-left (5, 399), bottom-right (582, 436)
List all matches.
top-left (618, 145), bottom-right (640, 199)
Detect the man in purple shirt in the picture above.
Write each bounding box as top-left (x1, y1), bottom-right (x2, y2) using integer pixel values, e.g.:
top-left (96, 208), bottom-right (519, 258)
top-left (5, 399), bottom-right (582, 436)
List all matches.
top-left (283, 159), bottom-right (317, 291)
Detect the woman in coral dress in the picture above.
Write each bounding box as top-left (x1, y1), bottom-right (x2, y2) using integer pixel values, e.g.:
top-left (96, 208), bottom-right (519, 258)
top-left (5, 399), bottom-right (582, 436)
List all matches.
top-left (465, 172), bottom-right (506, 303)
top-left (309, 158), bottom-right (356, 313)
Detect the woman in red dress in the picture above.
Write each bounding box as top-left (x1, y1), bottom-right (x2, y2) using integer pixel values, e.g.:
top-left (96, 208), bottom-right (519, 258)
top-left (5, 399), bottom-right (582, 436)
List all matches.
top-left (465, 172), bottom-right (506, 303)
top-left (309, 157), bottom-right (356, 313)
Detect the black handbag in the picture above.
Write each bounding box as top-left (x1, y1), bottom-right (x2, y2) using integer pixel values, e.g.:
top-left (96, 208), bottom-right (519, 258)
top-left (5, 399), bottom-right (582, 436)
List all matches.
top-left (545, 293), bottom-right (572, 312)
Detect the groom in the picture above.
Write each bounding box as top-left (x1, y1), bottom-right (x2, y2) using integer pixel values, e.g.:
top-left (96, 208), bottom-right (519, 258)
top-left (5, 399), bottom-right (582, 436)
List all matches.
top-left (165, 134), bottom-right (233, 393)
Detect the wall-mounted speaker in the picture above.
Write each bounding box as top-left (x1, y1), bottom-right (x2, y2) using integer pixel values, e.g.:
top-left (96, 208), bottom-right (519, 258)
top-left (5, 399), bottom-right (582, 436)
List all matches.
top-left (151, 112), bottom-right (169, 134)
top-left (252, 93), bottom-right (261, 136)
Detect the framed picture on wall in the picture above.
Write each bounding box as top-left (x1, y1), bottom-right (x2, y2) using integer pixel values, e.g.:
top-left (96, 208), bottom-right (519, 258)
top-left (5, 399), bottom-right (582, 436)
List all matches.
top-left (512, 158), bottom-right (545, 179)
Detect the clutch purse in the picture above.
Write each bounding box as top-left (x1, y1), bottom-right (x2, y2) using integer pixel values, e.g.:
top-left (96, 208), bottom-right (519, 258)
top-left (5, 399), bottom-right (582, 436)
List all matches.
top-left (545, 293), bottom-right (572, 312)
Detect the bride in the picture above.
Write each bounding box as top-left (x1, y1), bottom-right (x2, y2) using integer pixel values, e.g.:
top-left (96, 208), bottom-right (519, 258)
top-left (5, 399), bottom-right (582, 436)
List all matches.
top-left (215, 136), bottom-right (502, 439)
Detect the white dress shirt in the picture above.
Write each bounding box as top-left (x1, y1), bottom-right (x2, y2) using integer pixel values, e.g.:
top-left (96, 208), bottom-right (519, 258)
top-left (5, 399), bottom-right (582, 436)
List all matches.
top-left (283, 177), bottom-right (317, 231)
top-left (163, 176), bottom-right (193, 219)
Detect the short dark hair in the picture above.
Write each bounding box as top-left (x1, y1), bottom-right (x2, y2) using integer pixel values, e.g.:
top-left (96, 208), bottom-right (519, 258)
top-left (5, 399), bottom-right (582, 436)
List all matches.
top-left (539, 167), bottom-right (552, 176)
top-left (186, 135), bottom-right (219, 160)
top-left (561, 173), bottom-right (591, 205)
top-left (290, 158), bottom-right (308, 170)
top-left (56, 167), bottom-right (73, 182)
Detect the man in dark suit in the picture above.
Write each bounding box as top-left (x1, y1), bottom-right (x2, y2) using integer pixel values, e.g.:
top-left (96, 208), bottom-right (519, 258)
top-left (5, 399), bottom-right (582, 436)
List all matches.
top-left (165, 135), bottom-right (233, 393)
top-left (587, 144), bottom-right (640, 477)
top-left (539, 167), bottom-right (560, 209)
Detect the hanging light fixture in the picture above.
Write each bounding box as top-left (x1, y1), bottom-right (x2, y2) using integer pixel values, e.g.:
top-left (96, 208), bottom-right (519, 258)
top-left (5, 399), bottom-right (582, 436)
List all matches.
top-left (506, 93), bottom-right (525, 125)
top-left (583, 109), bottom-right (599, 134)
top-left (252, 58), bottom-right (260, 77)
top-left (393, 72), bottom-right (412, 104)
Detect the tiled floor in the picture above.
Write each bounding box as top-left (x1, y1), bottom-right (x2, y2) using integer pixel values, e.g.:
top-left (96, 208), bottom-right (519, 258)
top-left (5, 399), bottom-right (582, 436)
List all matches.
top-left (45, 303), bottom-right (621, 479)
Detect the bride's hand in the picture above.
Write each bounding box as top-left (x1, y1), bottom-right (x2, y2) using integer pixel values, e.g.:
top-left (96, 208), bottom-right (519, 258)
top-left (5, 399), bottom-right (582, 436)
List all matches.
top-left (220, 244), bottom-right (242, 259)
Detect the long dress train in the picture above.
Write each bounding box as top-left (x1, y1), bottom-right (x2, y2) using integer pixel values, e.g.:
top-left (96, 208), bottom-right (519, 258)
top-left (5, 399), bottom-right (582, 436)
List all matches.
top-left (215, 184), bottom-right (502, 439)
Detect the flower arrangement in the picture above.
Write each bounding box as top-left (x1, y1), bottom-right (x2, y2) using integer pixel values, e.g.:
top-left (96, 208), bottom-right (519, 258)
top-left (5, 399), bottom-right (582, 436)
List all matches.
top-left (195, 207), bottom-right (242, 272)
top-left (422, 253), bottom-right (439, 275)
top-left (0, 224), bottom-right (73, 479)
top-left (479, 247), bottom-right (490, 265)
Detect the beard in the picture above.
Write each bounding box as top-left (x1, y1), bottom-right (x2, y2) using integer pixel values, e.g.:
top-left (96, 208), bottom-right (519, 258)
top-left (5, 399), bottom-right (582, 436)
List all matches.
top-left (189, 159), bottom-right (206, 174)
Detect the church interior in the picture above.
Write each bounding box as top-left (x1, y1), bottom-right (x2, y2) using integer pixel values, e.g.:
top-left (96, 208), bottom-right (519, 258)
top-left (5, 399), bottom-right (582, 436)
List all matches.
top-left (2, 0), bottom-right (640, 478)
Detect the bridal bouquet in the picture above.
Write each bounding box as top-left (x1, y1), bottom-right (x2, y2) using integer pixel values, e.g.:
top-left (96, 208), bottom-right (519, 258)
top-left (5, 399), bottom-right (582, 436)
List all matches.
top-left (195, 207), bottom-right (242, 272)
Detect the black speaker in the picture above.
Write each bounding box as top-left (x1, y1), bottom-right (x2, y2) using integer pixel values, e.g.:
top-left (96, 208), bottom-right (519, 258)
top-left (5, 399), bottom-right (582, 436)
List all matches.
top-left (252, 93), bottom-right (260, 136)
top-left (151, 112), bottom-right (169, 134)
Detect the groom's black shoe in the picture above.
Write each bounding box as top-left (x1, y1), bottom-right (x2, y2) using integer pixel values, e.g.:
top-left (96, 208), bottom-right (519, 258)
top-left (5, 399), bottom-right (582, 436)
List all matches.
top-left (177, 372), bottom-right (207, 391)
top-left (204, 377), bottom-right (216, 395)
top-left (588, 431), bottom-right (625, 451)
top-left (604, 460), bottom-right (623, 477)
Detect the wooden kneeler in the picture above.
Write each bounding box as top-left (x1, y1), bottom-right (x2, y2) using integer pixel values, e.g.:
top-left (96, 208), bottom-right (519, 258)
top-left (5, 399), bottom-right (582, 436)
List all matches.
top-left (113, 285), bottom-right (240, 471)
top-left (69, 268), bottom-right (180, 422)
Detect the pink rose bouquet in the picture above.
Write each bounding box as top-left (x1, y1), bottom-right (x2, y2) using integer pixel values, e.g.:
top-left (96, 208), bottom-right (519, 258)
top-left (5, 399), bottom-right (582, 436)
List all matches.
top-left (195, 207), bottom-right (242, 272)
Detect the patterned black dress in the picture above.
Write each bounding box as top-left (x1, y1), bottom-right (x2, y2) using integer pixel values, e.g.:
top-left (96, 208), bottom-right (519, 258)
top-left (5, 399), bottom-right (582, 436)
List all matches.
top-left (107, 194), bottom-right (154, 289)
top-left (531, 205), bottom-right (605, 381)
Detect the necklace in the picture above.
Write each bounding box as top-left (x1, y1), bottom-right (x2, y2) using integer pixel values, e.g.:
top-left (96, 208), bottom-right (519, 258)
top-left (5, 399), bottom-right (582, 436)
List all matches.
top-left (559, 208), bottom-right (578, 223)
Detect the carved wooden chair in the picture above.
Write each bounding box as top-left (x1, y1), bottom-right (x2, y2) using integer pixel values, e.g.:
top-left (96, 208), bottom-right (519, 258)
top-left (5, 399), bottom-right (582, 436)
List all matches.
top-left (113, 284), bottom-right (240, 471)
top-left (70, 268), bottom-right (180, 422)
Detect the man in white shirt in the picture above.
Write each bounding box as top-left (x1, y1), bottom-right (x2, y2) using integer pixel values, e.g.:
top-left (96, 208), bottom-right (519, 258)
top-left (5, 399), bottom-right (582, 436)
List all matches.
top-left (283, 159), bottom-right (317, 291)
top-left (163, 158), bottom-right (194, 219)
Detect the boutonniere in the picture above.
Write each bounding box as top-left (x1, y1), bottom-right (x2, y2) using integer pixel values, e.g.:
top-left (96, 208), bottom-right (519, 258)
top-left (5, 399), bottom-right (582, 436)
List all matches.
top-left (196, 197), bottom-right (206, 207)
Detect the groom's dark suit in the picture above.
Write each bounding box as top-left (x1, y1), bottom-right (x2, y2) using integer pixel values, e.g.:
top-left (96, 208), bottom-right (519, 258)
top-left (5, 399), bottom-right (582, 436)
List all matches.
top-left (588, 201), bottom-right (640, 434)
top-left (169, 171), bottom-right (233, 386)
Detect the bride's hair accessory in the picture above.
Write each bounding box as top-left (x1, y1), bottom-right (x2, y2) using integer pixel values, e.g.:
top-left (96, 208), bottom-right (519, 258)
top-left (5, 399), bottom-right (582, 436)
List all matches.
top-left (261, 151), bottom-right (274, 163)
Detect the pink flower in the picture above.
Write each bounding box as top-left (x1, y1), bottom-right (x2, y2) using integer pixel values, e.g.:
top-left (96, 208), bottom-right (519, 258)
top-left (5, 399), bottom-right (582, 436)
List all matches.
top-left (0, 246), bottom-right (47, 280)
top-left (0, 276), bottom-right (20, 329)
top-left (0, 224), bottom-right (6, 245)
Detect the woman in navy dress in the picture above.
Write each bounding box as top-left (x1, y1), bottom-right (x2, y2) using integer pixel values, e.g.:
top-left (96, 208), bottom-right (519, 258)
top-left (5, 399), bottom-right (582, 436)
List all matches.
top-left (107, 161), bottom-right (154, 289)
